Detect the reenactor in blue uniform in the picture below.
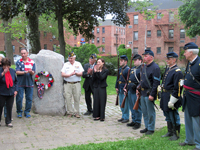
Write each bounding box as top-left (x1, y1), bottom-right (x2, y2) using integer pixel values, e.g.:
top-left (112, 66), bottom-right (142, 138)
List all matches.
top-left (160, 52), bottom-right (183, 141)
top-left (115, 55), bottom-right (130, 123)
top-left (179, 42), bottom-right (200, 150)
top-left (126, 54), bottom-right (142, 129)
top-left (139, 49), bottom-right (160, 135)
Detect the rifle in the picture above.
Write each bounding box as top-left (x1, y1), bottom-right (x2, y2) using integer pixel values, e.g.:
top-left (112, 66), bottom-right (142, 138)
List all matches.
top-left (133, 63), bottom-right (144, 110)
top-left (115, 51), bottom-right (120, 105)
top-left (121, 50), bottom-right (134, 108)
top-left (158, 65), bottom-right (168, 99)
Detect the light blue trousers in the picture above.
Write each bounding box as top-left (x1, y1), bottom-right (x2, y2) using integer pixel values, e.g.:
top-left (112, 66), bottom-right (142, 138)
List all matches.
top-left (141, 96), bottom-right (156, 131)
top-left (127, 91), bottom-right (142, 123)
top-left (163, 110), bottom-right (180, 126)
top-left (184, 105), bottom-right (200, 149)
top-left (119, 89), bottom-right (129, 120)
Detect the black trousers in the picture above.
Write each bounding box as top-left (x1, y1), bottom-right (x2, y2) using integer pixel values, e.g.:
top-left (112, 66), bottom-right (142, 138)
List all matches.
top-left (84, 86), bottom-right (94, 112)
top-left (93, 86), bottom-right (107, 120)
top-left (0, 95), bottom-right (14, 124)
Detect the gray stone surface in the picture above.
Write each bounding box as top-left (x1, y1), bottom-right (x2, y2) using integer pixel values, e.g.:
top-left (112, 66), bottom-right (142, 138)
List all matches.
top-left (30, 50), bottom-right (66, 116)
top-left (0, 95), bottom-right (185, 150)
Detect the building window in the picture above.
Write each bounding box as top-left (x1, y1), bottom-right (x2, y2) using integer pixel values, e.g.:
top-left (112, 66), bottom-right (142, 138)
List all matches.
top-left (157, 30), bottom-right (161, 37)
top-left (157, 47), bottom-right (161, 54)
top-left (44, 44), bottom-right (47, 49)
top-left (119, 28), bottom-right (120, 33)
top-left (53, 44), bottom-right (56, 51)
top-left (169, 29), bottom-right (174, 39)
top-left (180, 29), bottom-right (185, 39)
top-left (44, 32), bottom-right (47, 37)
top-left (124, 29), bottom-right (125, 35)
top-left (121, 38), bottom-right (123, 44)
top-left (97, 37), bottom-right (99, 43)
top-left (12, 45), bottom-right (15, 52)
top-left (102, 27), bottom-right (105, 33)
top-left (102, 37), bottom-right (105, 43)
top-left (134, 15), bottom-right (138, 24)
top-left (147, 47), bottom-right (151, 50)
top-left (74, 36), bottom-right (77, 40)
top-left (168, 47), bottom-right (174, 52)
top-left (116, 36), bottom-right (118, 43)
top-left (121, 29), bottom-right (123, 34)
top-left (92, 39), bottom-right (94, 43)
top-left (147, 30), bottom-right (151, 37)
top-left (92, 29), bottom-right (94, 34)
top-left (116, 28), bottom-right (118, 33)
top-left (133, 47), bottom-right (138, 53)
top-left (97, 28), bottom-right (99, 33)
top-left (128, 25), bottom-right (132, 28)
top-left (128, 41), bottom-right (132, 44)
top-left (134, 31), bottom-right (138, 40)
top-left (169, 12), bottom-right (174, 22)
top-left (19, 47), bottom-right (22, 53)
top-left (157, 13), bottom-right (162, 20)
top-left (102, 47), bottom-right (105, 52)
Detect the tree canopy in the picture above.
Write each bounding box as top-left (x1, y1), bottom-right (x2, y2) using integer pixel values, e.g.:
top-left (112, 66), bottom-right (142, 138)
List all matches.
top-left (178, 0), bottom-right (200, 37)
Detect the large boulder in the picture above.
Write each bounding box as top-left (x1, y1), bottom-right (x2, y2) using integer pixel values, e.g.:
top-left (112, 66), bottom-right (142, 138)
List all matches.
top-left (30, 50), bottom-right (66, 116)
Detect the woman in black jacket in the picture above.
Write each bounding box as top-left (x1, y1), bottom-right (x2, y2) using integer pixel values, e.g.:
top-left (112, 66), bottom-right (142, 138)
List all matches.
top-left (0, 58), bottom-right (18, 127)
top-left (92, 58), bottom-right (109, 121)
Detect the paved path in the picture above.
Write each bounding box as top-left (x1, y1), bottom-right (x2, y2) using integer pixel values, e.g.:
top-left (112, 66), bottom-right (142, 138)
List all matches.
top-left (0, 95), bottom-right (184, 150)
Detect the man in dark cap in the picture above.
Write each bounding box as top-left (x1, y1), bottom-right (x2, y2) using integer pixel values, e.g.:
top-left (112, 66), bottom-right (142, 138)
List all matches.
top-left (61, 51), bottom-right (84, 118)
top-left (82, 54), bottom-right (97, 115)
top-left (160, 52), bottom-right (183, 141)
top-left (179, 42), bottom-right (200, 150)
top-left (126, 54), bottom-right (143, 129)
top-left (115, 55), bottom-right (130, 123)
top-left (138, 48), bottom-right (160, 135)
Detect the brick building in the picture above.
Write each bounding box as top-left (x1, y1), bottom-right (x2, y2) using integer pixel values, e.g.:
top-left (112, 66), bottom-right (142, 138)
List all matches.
top-left (65, 20), bottom-right (126, 55)
top-left (126, 0), bottom-right (200, 63)
top-left (0, 31), bottom-right (59, 55)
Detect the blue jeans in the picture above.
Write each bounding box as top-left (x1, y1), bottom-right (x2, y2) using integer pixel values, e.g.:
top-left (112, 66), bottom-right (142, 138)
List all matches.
top-left (184, 105), bottom-right (200, 149)
top-left (163, 110), bottom-right (180, 126)
top-left (128, 91), bottom-right (142, 123)
top-left (16, 87), bottom-right (33, 115)
top-left (141, 96), bottom-right (156, 131)
top-left (119, 89), bottom-right (129, 120)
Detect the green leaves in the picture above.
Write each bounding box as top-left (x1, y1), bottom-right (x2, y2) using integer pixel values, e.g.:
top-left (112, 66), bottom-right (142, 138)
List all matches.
top-left (178, 0), bottom-right (200, 37)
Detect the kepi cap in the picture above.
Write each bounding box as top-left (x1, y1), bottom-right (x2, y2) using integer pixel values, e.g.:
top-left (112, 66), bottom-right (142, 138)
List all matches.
top-left (132, 54), bottom-right (142, 60)
top-left (142, 48), bottom-right (154, 57)
top-left (184, 42), bottom-right (198, 50)
top-left (166, 52), bottom-right (178, 58)
top-left (120, 55), bottom-right (128, 61)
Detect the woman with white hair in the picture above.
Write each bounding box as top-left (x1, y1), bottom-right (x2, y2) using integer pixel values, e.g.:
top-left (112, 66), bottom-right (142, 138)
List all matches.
top-left (0, 54), bottom-right (7, 119)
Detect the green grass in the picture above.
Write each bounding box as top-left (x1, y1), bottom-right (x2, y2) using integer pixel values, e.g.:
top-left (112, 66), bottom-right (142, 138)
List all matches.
top-left (51, 125), bottom-right (193, 150)
top-left (81, 76), bottom-right (117, 95)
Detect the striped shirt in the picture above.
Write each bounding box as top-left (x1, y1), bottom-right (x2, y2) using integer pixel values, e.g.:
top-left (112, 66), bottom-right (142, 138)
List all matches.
top-left (16, 58), bottom-right (36, 87)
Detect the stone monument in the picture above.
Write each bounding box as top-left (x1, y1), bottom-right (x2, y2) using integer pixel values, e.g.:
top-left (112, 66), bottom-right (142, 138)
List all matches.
top-left (30, 50), bottom-right (66, 116)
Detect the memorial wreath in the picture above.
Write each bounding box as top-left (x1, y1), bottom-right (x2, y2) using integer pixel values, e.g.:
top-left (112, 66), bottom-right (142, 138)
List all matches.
top-left (35, 71), bottom-right (54, 99)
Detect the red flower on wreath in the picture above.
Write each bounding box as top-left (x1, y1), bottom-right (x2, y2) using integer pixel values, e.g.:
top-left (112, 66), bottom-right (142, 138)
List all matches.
top-left (46, 74), bottom-right (49, 77)
top-left (50, 80), bottom-right (54, 83)
top-left (48, 83), bottom-right (51, 87)
top-left (35, 74), bottom-right (39, 78)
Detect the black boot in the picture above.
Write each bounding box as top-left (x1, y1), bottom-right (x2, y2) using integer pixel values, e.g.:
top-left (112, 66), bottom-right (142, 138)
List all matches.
top-left (169, 124), bottom-right (180, 141)
top-left (162, 122), bottom-right (173, 137)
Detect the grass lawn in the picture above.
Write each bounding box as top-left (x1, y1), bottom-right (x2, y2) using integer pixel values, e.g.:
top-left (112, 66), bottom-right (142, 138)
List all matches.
top-left (52, 125), bottom-right (192, 150)
top-left (81, 75), bottom-right (117, 95)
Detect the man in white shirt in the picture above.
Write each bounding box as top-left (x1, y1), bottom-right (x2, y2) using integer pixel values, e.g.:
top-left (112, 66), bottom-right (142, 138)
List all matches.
top-left (61, 52), bottom-right (84, 118)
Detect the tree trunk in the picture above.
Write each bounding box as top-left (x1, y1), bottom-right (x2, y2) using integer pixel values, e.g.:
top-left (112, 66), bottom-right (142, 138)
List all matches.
top-left (56, 0), bottom-right (66, 59)
top-left (3, 18), bottom-right (14, 64)
top-left (27, 13), bottom-right (41, 54)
